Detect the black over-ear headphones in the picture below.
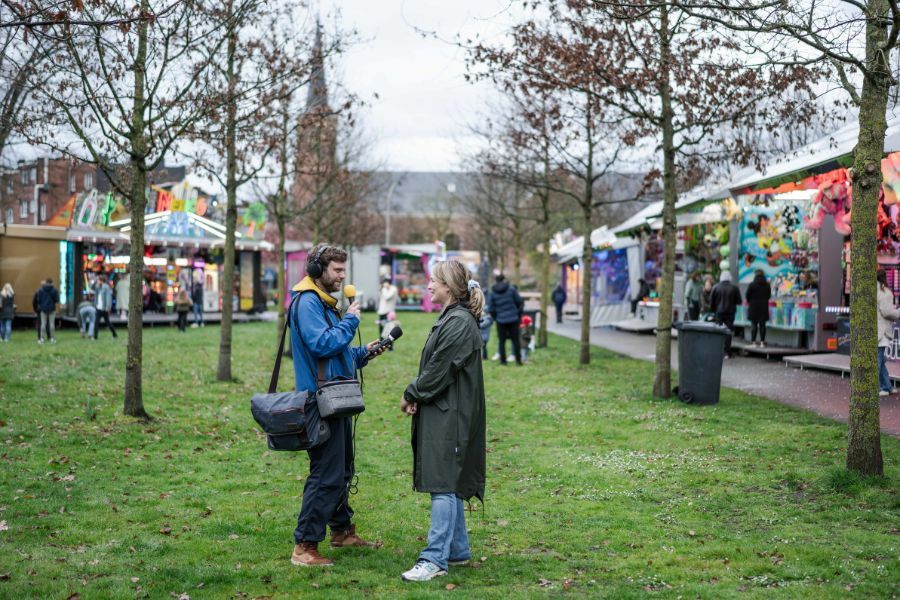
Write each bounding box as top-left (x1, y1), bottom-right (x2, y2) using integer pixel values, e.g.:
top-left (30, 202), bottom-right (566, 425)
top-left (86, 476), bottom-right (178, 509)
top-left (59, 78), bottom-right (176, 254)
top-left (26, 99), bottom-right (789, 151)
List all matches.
top-left (307, 245), bottom-right (331, 278)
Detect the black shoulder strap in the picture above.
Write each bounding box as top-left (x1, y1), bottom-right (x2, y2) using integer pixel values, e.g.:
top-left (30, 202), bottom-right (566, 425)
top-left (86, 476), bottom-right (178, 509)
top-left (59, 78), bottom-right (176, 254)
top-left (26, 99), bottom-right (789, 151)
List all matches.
top-left (268, 293), bottom-right (301, 394)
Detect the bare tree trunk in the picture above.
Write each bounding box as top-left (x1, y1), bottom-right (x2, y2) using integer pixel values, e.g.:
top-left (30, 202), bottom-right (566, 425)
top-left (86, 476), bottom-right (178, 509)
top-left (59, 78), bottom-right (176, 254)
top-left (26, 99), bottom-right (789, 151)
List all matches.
top-left (276, 218), bottom-right (287, 333)
top-left (847, 0), bottom-right (890, 476)
top-left (217, 0), bottom-right (238, 382)
top-left (123, 0), bottom-right (150, 420)
top-left (579, 203), bottom-right (593, 364)
top-left (512, 219), bottom-right (522, 287)
top-left (538, 213), bottom-right (551, 348)
top-left (653, 5), bottom-right (677, 399)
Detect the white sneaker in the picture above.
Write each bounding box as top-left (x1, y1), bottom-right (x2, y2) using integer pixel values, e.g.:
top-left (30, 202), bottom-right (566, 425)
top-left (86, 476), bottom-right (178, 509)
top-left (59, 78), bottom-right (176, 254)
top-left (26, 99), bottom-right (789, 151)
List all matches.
top-left (879, 390), bottom-right (890, 397)
top-left (491, 353), bottom-right (500, 361)
top-left (401, 560), bottom-right (446, 582)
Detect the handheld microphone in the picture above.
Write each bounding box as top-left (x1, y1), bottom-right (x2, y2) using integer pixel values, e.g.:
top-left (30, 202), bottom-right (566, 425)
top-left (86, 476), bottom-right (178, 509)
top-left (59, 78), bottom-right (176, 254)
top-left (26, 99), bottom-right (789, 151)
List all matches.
top-left (368, 326), bottom-right (403, 357)
top-left (343, 284), bottom-right (357, 304)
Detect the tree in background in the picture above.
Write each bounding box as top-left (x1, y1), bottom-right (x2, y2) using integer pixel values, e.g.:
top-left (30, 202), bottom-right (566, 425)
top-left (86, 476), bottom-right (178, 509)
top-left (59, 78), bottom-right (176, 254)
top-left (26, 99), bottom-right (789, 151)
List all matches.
top-left (481, 0), bottom-right (823, 384)
top-left (461, 93), bottom-right (575, 347)
top-left (469, 24), bottom-right (637, 365)
top-left (195, 2), bottom-right (344, 381)
top-left (29, 0), bottom-right (223, 420)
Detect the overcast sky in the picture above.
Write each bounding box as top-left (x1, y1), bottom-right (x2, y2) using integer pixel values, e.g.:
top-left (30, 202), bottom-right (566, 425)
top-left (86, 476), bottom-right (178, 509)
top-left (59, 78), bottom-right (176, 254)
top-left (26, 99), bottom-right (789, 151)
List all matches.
top-left (318, 0), bottom-right (521, 172)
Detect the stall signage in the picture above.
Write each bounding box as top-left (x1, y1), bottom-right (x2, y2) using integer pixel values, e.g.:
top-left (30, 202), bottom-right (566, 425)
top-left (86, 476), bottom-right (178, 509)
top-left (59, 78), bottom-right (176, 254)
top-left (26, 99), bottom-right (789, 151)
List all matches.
top-left (155, 183), bottom-right (208, 216)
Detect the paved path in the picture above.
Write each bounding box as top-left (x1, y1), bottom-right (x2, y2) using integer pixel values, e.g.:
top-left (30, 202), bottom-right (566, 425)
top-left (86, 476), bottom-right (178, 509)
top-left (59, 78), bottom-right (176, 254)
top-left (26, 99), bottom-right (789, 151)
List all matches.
top-left (546, 319), bottom-right (900, 437)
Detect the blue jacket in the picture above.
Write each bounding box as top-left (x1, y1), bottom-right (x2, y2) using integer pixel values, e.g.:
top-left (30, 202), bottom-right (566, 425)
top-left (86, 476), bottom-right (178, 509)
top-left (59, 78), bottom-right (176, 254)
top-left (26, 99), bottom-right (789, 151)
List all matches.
top-left (488, 281), bottom-right (523, 325)
top-left (289, 277), bottom-right (369, 393)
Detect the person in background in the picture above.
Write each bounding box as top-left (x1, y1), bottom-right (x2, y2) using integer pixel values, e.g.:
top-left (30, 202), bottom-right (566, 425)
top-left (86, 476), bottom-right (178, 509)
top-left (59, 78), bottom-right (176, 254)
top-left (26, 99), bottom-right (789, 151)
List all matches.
top-left (877, 269), bottom-right (899, 396)
top-left (631, 278), bottom-right (651, 315)
top-left (93, 275), bottom-right (118, 339)
top-left (0, 283), bottom-right (15, 342)
top-left (551, 283), bottom-right (567, 324)
top-left (35, 278), bottom-right (59, 344)
top-left (683, 271), bottom-right (702, 321)
top-left (77, 292), bottom-right (97, 339)
top-left (488, 274), bottom-right (524, 366)
top-left (191, 278), bottom-right (204, 327)
top-left (520, 314), bottom-right (534, 363)
top-left (745, 269), bottom-right (772, 348)
top-left (174, 289), bottom-right (193, 332)
top-left (381, 310), bottom-right (401, 350)
top-left (477, 312), bottom-right (493, 359)
top-left (377, 278), bottom-right (399, 330)
top-left (115, 274), bottom-right (130, 319)
top-left (710, 271), bottom-right (742, 358)
top-left (700, 274), bottom-right (715, 319)
top-left (400, 259), bottom-right (486, 582)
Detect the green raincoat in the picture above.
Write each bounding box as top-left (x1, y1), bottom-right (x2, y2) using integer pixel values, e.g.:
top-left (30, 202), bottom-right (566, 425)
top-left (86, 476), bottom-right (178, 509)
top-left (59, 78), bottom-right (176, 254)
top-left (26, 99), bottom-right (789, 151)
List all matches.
top-left (405, 303), bottom-right (486, 501)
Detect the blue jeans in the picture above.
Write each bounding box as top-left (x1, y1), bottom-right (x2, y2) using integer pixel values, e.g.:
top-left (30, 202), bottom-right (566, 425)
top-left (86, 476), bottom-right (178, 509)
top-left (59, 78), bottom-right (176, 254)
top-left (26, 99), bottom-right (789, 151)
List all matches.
top-left (0, 319), bottom-right (11, 341)
top-left (193, 303), bottom-right (203, 325)
top-left (878, 346), bottom-right (892, 392)
top-left (79, 308), bottom-right (96, 338)
top-left (418, 493), bottom-right (470, 571)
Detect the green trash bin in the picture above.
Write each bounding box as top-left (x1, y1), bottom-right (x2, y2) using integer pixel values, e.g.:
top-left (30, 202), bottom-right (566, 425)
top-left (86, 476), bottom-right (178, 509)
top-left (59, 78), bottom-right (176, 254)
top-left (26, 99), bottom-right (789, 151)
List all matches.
top-left (674, 321), bottom-right (732, 405)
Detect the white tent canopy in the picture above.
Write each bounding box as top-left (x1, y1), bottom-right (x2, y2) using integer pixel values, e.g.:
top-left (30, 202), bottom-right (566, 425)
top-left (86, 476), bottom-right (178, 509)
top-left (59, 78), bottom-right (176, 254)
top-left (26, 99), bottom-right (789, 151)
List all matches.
top-left (729, 112), bottom-right (900, 193)
top-left (552, 226), bottom-right (637, 264)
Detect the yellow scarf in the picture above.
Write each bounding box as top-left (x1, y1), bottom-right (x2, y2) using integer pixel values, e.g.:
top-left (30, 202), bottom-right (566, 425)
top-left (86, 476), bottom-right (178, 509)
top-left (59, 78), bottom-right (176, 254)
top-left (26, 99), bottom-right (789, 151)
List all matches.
top-left (292, 276), bottom-right (337, 308)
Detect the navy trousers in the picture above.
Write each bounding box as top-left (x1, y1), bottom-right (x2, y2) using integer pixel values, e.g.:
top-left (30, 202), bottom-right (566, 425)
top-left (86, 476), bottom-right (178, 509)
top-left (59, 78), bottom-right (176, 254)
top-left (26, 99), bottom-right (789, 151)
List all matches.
top-left (294, 417), bottom-right (354, 543)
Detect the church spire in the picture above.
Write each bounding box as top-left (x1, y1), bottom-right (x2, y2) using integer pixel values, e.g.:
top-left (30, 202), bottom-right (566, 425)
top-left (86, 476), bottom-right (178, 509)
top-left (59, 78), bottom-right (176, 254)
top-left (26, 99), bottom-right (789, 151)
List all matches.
top-left (306, 20), bottom-right (328, 112)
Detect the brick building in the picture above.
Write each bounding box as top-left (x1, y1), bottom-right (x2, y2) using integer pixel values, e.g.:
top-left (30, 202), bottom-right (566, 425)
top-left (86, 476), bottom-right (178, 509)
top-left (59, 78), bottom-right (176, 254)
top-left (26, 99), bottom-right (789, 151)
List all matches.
top-left (0, 157), bottom-right (97, 226)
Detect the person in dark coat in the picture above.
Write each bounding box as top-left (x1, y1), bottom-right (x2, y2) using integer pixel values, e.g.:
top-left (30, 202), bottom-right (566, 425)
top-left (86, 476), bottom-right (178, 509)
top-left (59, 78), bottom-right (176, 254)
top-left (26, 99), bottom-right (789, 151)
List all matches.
top-left (191, 279), bottom-right (204, 327)
top-left (631, 278), bottom-right (651, 315)
top-left (488, 274), bottom-right (524, 365)
top-left (400, 259), bottom-right (486, 582)
top-left (700, 274), bottom-right (715, 318)
top-left (710, 271), bottom-right (742, 358)
top-left (35, 278), bottom-right (59, 344)
top-left (551, 283), bottom-right (567, 323)
top-left (745, 269), bottom-right (771, 347)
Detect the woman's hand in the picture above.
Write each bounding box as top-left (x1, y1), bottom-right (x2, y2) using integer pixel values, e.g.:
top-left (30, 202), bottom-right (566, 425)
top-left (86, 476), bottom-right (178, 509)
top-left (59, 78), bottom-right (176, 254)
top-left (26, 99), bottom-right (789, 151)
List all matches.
top-left (400, 397), bottom-right (417, 416)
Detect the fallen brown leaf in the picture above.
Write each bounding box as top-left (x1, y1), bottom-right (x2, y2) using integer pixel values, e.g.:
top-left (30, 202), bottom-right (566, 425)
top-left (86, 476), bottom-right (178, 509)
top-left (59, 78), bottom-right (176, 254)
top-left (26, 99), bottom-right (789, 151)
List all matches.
top-left (445, 583), bottom-right (457, 591)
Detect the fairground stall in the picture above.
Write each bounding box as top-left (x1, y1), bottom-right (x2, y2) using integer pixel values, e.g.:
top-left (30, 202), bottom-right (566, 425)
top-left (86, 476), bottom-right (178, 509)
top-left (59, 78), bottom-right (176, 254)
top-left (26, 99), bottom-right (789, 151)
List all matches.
top-left (381, 243), bottom-right (446, 312)
top-left (606, 185), bottom-right (735, 328)
top-left (551, 226), bottom-right (641, 326)
top-left (62, 181), bottom-right (271, 317)
top-left (726, 114), bottom-right (900, 352)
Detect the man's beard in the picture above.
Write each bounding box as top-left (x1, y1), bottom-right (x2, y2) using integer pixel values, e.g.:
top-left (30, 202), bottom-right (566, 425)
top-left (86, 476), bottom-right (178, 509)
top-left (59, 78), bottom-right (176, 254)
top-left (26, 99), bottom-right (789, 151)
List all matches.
top-left (319, 274), bottom-right (341, 293)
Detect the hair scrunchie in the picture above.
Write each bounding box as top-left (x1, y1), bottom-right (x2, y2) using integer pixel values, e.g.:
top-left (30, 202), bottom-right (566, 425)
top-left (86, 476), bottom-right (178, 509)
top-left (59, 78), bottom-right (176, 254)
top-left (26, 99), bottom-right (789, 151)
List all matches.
top-left (467, 280), bottom-right (480, 292)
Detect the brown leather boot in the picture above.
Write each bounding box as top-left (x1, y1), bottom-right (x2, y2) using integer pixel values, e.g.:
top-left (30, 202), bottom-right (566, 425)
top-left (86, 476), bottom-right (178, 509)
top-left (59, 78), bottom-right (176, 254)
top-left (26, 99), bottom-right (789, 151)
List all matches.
top-left (291, 542), bottom-right (333, 566)
top-left (330, 524), bottom-right (381, 548)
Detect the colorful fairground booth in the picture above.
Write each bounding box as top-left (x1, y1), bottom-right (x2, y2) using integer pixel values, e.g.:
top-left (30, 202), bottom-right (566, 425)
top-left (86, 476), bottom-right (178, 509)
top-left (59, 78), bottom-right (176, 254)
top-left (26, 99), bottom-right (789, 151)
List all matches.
top-left (724, 114), bottom-right (900, 352)
top-left (551, 226), bottom-right (642, 326)
top-left (604, 184), bottom-right (740, 329)
top-left (59, 180), bottom-right (272, 317)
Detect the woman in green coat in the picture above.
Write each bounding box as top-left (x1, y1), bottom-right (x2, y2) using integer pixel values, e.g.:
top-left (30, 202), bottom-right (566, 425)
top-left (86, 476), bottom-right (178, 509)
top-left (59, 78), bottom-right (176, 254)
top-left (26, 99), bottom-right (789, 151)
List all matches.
top-left (400, 259), bottom-right (486, 582)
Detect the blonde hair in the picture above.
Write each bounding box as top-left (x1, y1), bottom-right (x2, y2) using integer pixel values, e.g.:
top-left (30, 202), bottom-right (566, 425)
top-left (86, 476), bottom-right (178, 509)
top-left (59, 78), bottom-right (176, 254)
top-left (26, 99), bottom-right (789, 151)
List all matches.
top-left (0, 283), bottom-right (12, 298)
top-left (431, 259), bottom-right (484, 319)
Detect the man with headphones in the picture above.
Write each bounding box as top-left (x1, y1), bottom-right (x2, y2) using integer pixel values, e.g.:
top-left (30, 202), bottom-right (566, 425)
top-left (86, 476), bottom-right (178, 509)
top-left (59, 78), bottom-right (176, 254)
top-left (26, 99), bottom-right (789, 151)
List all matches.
top-left (288, 244), bottom-right (384, 567)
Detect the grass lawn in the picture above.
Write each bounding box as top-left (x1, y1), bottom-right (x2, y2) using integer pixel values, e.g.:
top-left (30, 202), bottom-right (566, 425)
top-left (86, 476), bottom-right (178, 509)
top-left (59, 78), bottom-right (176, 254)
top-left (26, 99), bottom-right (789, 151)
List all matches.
top-left (0, 312), bottom-right (898, 599)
